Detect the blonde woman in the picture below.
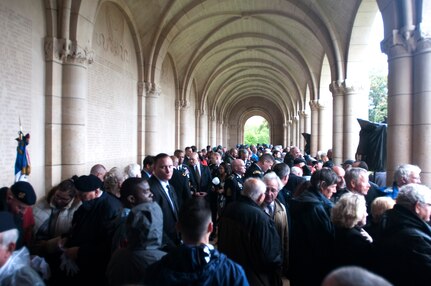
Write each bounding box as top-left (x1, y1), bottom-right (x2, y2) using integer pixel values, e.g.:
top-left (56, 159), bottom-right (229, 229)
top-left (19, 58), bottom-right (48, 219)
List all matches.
top-left (331, 192), bottom-right (374, 270)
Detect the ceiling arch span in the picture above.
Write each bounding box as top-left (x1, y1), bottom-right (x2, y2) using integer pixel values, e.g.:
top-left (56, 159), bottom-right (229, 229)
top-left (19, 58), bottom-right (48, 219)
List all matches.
top-left (147, 0), bottom-right (345, 97)
top-left (210, 75), bottom-right (293, 122)
top-left (186, 33), bottom-right (316, 104)
top-left (199, 57), bottom-right (304, 112)
top-left (219, 87), bottom-right (290, 126)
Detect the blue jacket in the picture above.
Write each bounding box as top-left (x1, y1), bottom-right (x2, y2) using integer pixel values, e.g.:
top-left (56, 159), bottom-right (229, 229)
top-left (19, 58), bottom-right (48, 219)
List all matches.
top-left (145, 244), bottom-right (249, 286)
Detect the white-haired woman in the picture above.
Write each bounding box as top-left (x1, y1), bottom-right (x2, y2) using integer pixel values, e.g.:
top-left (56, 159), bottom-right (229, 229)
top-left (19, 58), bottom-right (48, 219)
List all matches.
top-left (331, 192), bottom-right (374, 270)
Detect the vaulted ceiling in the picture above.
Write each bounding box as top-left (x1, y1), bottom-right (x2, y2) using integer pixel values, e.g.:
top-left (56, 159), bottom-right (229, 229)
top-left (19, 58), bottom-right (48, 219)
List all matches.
top-left (124, 0), bottom-right (370, 125)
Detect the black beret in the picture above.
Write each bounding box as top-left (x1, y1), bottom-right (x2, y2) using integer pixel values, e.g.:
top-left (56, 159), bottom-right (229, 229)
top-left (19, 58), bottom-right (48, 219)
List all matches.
top-left (10, 181), bottom-right (36, 205)
top-left (74, 175), bottom-right (103, 192)
top-left (0, 211), bottom-right (17, 232)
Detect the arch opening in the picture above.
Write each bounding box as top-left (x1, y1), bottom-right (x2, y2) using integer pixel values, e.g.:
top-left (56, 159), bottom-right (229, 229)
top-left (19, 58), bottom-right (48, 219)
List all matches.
top-left (244, 116), bottom-right (270, 145)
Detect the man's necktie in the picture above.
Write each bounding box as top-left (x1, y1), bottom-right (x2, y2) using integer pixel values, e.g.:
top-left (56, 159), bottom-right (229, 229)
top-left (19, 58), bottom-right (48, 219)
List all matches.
top-left (166, 184), bottom-right (177, 212)
top-left (195, 165), bottom-right (201, 183)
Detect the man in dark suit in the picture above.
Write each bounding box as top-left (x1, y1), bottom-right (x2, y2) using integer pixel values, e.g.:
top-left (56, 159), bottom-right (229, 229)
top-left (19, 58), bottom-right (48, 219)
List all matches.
top-left (169, 155), bottom-right (192, 209)
top-left (187, 152), bottom-right (216, 238)
top-left (148, 153), bottom-right (180, 251)
top-left (141, 155), bottom-right (154, 180)
top-left (187, 152), bottom-right (212, 194)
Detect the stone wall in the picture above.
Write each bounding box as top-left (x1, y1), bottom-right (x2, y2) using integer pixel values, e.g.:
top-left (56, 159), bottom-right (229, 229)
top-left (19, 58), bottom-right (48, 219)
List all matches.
top-left (87, 2), bottom-right (139, 171)
top-left (0, 0), bottom-right (46, 196)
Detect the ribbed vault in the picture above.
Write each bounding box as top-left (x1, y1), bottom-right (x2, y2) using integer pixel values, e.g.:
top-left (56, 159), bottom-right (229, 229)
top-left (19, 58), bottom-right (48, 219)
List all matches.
top-left (120, 0), bottom-right (362, 145)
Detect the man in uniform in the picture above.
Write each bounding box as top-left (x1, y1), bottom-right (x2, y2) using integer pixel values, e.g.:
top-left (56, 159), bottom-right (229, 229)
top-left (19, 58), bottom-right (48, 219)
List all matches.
top-left (244, 153), bottom-right (275, 179)
top-left (224, 159), bottom-right (246, 205)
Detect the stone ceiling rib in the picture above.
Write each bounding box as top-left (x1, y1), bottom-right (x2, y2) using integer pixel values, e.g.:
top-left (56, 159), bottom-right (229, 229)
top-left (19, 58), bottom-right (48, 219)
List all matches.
top-left (124, 0), bottom-right (361, 130)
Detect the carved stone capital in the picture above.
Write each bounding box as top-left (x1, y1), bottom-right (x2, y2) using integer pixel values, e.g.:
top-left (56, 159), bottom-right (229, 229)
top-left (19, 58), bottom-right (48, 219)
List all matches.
top-left (298, 110), bottom-right (308, 118)
top-left (309, 100), bottom-right (319, 111)
top-left (381, 30), bottom-right (420, 58)
top-left (65, 41), bottom-right (94, 65)
top-left (344, 79), bottom-right (368, 94)
top-left (416, 36), bottom-right (431, 53)
top-left (175, 100), bottom-right (189, 110)
top-left (329, 81), bottom-right (345, 95)
top-left (144, 82), bottom-right (161, 97)
top-left (45, 37), bottom-right (94, 65)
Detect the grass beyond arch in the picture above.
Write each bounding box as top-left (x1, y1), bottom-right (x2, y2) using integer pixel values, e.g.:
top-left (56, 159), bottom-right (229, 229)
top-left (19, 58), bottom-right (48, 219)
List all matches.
top-left (244, 116), bottom-right (269, 145)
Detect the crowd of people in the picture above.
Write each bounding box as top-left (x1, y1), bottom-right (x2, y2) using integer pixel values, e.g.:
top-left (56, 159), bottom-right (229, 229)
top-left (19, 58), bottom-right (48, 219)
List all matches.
top-left (0, 143), bottom-right (430, 285)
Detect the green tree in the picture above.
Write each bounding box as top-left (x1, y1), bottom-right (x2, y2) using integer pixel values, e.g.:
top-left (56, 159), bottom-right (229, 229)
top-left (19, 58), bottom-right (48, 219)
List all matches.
top-left (244, 118), bottom-right (269, 145)
top-left (368, 74), bottom-right (388, 123)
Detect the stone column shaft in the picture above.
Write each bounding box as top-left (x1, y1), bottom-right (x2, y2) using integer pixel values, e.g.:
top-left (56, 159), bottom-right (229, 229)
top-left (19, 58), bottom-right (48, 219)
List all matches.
top-left (199, 111), bottom-right (207, 148)
top-left (330, 82), bottom-right (344, 165)
top-left (384, 35), bottom-right (413, 183)
top-left (413, 38), bottom-right (431, 184)
top-left (60, 41), bottom-right (93, 178)
top-left (310, 100), bottom-right (319, 156)
top-left (145, 84), bottom-right (160, 155)
top-left (210, 116), bottom-right (217, 147)
top-left (179, 101), bottom-right (189, 149)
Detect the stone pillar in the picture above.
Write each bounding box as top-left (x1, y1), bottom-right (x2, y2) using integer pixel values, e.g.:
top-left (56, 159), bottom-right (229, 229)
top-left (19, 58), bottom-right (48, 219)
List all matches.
top-left (413, 37), bottom-right (431, 184)
top-left (61, 41), bottom-right (93, 178)
top-left (179, 100), bottom-right (189, 149)
top-left (222, 122), bottom-right (228, 147)
top-left (210, 115), bottom-right (217, 147)
top-left (382, 33), bottom-right (413, 182)
top-left (137, 81), bottom-right (145, 164)
top-left (317, 100), bottom-right (326, 152)
top-left (283, 123), bottom-right (288, 148)
top-left (292, 116), bottom-right (299, 147)
top-left (217, 120), bottom-right (223, 147)
top-left (145, 83), bottom-right (161, 155)
top-left (199, 111), bottom-right (207, 148)
top-left (309, 100), bottom-right (319, 157)
top-left (287, 121), bottom-right (292, 147)
top-left (44, 37), bottom-right (65, 186)
top-left (343, 82), bottom-right (368, 161)
top-left (330, 81), bottom-right (344, 164)
top-left (298, 111), bottom-right (307, 152)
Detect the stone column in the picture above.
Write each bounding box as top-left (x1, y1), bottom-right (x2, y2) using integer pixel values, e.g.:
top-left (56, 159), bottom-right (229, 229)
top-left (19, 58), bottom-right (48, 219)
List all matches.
top-left (217, 120), bottom-right (223, 147)
top-left (61, 41), bottom-right (93, 179)
top-left (145, 83), bottom-right (161, 155)
top-left (330, 81), bottom-right (344, 165)
top-left (298, 111), bottom-right (307, 152)
top-left (44, 37), bottom-right (65, 186)
top-left (317, 100), bottom-right (326, 152)
top-left (413, 37), bottom-right (431, 184)
top-left (309, 100), bottom-right (319, 157)
top-left (210, 115), bottom-right (217, 147)
top-left (137, 81), bottom-right (145, 164)
top-left (292, 116), bottom-right (299, 147)
top-left (343, 82), bottom-right (368, 161)
top-left (179, 100), bottom-right (189, 149)
top-left (287, 121), bottom-right (292, 147)
top-left (382, 33), bottom-right (413, 182)
top-left (199, 111), bottom-right (207, 148)
top-left (283, 123), bottom-right (288, 148)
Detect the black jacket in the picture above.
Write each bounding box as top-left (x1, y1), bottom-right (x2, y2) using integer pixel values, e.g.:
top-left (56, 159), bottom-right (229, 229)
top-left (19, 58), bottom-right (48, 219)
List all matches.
top-left (333, 225), bottom-right (374, 269)
top-left (375, 205), bottom-right (431, 286)
top-left (223, 173), bottom-right (244, 205)
top-left (148, 176), bottom-right (180, 250)
top-left (218, 196), bottom-right (282, 286)
top-left (289, 188), bottom-right (335, 286)
top-left (65, 191), bottom-right (122, 284)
